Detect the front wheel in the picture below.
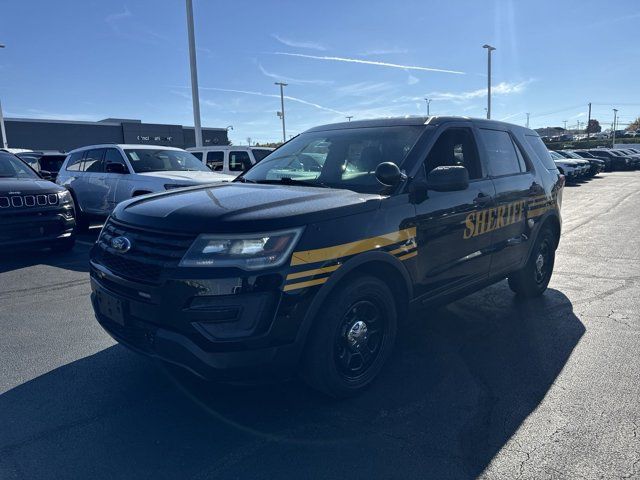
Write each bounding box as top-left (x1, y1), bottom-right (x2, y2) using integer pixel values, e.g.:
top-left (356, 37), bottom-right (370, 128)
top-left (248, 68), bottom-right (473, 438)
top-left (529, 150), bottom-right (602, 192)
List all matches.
top-left (508, 227), bottom-right (556, 298)
top-left (301, 275), bottom-right (398, 398)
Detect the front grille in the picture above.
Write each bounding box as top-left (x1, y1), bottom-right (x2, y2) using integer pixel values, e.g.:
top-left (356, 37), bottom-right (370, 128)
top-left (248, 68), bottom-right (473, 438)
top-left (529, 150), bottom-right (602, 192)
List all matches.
top-left (95, 219), bottom-right (196, 284)
top-left (0, 193), bottom-right (58, 209)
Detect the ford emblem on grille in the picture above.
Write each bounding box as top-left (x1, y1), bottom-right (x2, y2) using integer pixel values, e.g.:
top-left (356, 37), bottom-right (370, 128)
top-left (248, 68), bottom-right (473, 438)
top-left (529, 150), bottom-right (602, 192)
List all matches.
top-left (110, 236), bottom-right (132, 253)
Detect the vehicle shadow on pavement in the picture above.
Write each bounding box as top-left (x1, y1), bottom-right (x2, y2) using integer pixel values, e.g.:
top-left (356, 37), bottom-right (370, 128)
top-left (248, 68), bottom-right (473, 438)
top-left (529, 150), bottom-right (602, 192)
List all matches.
top-left (0, 283), bottom-right (584, 479)
top-left (0, 246), bottom-right (90, 274)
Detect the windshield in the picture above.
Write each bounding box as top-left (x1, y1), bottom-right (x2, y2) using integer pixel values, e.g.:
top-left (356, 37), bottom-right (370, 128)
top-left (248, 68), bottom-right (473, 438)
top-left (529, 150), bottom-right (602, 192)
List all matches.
top-left (548, 151), bottom-right (564, 160)
top-left (124, 149), bottom-right (211, 173)
top-left (0, 152), bottom-right (40, 179)
top-left (241, 126), bottom-right (423, 194)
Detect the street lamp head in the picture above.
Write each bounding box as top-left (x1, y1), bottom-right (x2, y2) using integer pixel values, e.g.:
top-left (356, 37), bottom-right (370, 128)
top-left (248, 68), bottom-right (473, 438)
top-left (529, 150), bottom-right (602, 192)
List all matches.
top-left (482, 44), bottom-right (496, 51)
top-left (226, 125), bottom-right (233, 131)
top-left (274, 82), bottom-right (288, 87)
top-left (0, 44), bottom-right (5, 49)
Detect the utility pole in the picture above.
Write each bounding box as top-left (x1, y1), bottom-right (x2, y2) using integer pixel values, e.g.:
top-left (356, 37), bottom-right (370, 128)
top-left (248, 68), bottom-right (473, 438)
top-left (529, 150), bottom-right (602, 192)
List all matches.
top-left (587, 102), bottom-right (592, 139)
top-left (345, 116), bottom-right (353, 122)
top-left (185, 0), bottom-right (202, 147)
top-left (424, 98), bottom-right (432, 116)
top-left (563, 120), bottom-right (568, 131)
top-left (526, 113), bottom-right (530, 128)
top-left (275, 82), bottom-right (287, 143)
top-left (0, 44), bottom-right (7, 149)
top-left (482, 44), bottom-right (496, 119)
top-left (612, 108), bottom-right (618, 148)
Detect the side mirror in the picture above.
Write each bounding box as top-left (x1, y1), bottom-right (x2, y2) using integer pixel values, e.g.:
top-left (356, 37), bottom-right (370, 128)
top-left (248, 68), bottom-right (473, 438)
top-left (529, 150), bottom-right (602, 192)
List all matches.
top-left (105, 162), bottom-right (128, 174)
top-left (375, 162), bottom-right (406, 187)
top-left (426, 165), bottom-right (469, 192)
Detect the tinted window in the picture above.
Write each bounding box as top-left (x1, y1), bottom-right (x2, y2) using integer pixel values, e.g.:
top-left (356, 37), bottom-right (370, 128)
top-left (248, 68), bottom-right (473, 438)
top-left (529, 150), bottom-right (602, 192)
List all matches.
top-left (525, 135), bottom-right (557, 169)
top-left (39, 155), bottom-right (66, 173)
top-left (0, 152), bottom-right (39, 179)
top-left (479, 129), bottom-right (523, 176)
top-left (424, 128), bottom-right (483, 179)
top-left (251, 149), bottom-right (272, 162)
top-left (66, 151), bottom-right (85, 171)
top-left (229, 151), bottom-right (252, 172)
top-left (19, 155), bottom-right (40, 171)
top-left (104, 149), bottom-right (128, 169)
top-left (84, 149), bottom-right (105, 172)
top-left (191, 151), bottom-right (203, 161)
top-left (206, 151), bottom-right (224, 171)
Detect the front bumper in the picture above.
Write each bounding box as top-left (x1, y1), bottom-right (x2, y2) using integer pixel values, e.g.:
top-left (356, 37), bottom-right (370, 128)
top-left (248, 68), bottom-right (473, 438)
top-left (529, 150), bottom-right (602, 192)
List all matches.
top-left (89, 260), bottom-right (314, 380)
top-left (0, 206), bottom-right (75, 248)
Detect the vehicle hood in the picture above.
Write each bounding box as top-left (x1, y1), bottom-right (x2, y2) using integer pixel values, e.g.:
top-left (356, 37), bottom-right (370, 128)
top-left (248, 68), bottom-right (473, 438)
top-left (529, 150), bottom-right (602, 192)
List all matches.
top-left (0, 177), bottom-right (63, 194)
top-left (136, 171), bottom-right (236, 183)
top-left (113, 183), bottom-right (382, 233)
top-left (555, 160), bottom-right (578, 167)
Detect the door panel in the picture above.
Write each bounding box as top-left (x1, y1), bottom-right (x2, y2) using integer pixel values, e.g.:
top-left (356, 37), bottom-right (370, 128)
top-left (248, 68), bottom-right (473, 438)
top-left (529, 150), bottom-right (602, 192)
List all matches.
top-left (101, 148), bottom-right (130, 214)
top-left (412, 125), bottom-right (496, 297)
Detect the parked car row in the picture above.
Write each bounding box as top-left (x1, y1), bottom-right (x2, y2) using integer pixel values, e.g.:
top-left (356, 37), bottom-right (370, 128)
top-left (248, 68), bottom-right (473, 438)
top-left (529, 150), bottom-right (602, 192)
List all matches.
top-left (548, 147), bottom-right (640, 182)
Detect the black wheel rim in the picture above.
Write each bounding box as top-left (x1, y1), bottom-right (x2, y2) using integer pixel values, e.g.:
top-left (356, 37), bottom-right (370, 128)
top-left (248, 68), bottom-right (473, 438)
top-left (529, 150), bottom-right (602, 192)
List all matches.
top-left (534, 239), bottom-right (552, 285)
top-left (334, 299), bottom-right (386, 380)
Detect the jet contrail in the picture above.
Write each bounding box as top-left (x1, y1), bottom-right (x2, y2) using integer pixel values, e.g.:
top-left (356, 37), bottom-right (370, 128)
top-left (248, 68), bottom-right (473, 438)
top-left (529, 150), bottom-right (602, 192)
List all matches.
top-left (200, 87), bottom-right (346, 115)
top-left (272, 52), bottom-right (466, 75)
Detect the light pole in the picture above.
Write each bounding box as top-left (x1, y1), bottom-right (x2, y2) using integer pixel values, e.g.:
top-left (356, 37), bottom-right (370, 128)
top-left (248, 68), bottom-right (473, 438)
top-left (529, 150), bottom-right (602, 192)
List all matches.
top-left (612, 108), bottom-right (618, 148)
top-left (0, 43), bottom-right (7, 149)
top-left (563, 120), bottom-right (567, 131)
top-left (345, 116), bottom-right (353, 122)
top-left (424, 98), bottom-right (432, 116)
top-left (185, 0), bottom-right (202, 147)
top-left (275, 82), bottom-right (287, 143)
top-left (526, 113), bottom-right (530, 128)
top-left (482, 44), bottom-right (496, 119)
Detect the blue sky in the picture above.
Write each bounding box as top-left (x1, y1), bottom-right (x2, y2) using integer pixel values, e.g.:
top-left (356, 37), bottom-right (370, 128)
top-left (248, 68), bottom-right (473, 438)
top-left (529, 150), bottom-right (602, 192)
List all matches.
top-left (1, 0), bottom-right (639, 144)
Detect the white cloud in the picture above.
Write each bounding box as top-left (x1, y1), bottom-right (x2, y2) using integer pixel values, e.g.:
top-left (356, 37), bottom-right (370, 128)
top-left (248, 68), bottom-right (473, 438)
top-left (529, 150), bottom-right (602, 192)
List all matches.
top-left (199, 87), bottom-right (345, 115)
top-left (418, 80), bottom-right (532, 103)
top-left (105, 6), bottom-right (165, 44)
top-left (271, 52), bottom-right (465, 75)
top-left (407, 74), bottom-right (419, 85)
top-left (360, 47), bottom-right (409, 56)
top-left (335, 82), bottom-right (395, 97)
top-left (271, 34), bottom-right (326, 51)
top-left (257, 63), bottom-right (333, 86)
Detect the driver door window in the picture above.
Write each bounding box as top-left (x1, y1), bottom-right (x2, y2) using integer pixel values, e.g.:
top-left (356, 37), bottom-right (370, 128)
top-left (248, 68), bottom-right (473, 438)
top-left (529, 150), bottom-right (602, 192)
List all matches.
top-left (424, 128), bottom-right (483, 179)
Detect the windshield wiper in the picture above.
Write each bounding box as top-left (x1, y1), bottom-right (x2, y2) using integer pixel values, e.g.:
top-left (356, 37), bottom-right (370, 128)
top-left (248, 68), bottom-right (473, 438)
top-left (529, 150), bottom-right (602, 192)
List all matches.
top-left (254, 177), bottom-right (329, 188)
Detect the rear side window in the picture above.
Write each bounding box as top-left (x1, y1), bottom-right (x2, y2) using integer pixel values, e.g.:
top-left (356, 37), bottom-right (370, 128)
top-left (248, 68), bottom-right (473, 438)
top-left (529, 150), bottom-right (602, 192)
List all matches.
top-left (229, 151), bottom-right (252, 172)
top-left (479, 129), bottom-right (523, 176)
top-left (251, 149), bottom-right (272, 162)
top-left (191, 151), bottom-right (203, 161)
top-left (206, 151), bottom-right (224, 171)
top-left (66, 151), bottom-right (85, 171)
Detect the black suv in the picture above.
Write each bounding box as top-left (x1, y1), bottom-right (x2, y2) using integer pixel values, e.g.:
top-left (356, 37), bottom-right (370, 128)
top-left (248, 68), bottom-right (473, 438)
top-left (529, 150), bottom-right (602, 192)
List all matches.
top-left (89, 117), bottom-right (564, 397)
top-left (0, 150), bottom-right (76, 251)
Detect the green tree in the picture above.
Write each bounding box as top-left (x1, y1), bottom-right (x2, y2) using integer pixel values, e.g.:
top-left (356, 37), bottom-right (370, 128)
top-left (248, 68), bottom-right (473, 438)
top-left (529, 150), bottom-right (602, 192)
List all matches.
top-left (586, 119), bottom-right (601, 133)
top-left (626, 117), bottom-right (640, 131)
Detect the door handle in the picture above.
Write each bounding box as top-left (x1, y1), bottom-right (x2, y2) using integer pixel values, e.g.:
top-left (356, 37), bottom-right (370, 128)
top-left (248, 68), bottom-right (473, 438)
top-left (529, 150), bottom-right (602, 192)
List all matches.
top-left (474, 193), bottom-right (492, 205)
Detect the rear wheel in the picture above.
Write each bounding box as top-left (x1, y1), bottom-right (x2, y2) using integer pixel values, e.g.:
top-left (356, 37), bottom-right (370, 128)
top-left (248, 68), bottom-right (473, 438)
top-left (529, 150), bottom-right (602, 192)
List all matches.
top-left (301, 275), bottom-right (397, 398)
top-left (508, 227), bottom-right (556, 298)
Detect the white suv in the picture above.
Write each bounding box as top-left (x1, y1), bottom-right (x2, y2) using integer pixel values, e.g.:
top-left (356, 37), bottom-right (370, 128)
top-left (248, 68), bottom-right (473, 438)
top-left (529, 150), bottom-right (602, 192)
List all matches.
top-left (56, 144), bottom-right (234, 230)
top-left (187, 146), bottom-right (273, 176)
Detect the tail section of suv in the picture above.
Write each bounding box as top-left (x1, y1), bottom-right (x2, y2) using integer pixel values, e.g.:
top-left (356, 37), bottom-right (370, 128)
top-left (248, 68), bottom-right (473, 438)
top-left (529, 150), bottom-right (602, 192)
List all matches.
top-left (89, 117), bottom-right (563, 397)
top-left (187, 146), bottom-right (274, 176)
top-left (56, 144), bottom-right (235, 230)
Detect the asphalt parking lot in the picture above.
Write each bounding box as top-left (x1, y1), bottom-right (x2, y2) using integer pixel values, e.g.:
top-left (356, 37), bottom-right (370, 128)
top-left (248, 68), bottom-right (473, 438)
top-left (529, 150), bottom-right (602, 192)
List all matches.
top-left (1, 172), bottom-right (639, 480)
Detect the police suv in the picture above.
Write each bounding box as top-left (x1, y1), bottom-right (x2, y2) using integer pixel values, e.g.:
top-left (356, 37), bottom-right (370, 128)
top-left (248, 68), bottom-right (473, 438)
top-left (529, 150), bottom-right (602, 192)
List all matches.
top-left (90, 117), bottom-right (564, 397)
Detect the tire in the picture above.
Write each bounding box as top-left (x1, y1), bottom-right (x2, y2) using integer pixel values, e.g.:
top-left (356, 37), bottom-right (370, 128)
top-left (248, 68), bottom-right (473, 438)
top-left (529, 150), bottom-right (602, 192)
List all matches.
top-left (51, 236), bottom-right (76, 252)
top-left (301, 275), bottom-right (398, 398)
top-left (508, 227), bottom-right (557, 298)
top-left (69, 192), bottom-right (90, 233)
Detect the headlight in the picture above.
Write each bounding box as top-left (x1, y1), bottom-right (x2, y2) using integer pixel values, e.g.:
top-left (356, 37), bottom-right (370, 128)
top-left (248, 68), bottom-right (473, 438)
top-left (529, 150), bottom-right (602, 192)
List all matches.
top-left (58, 189), bottom-right (73, 206)
top-left (179, 228), bottom-right (303, 270)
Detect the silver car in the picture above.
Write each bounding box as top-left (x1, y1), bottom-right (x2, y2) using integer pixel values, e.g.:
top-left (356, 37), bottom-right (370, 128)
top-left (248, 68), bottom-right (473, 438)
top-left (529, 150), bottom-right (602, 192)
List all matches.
top-left (56, 144), bottom-right (234, 230)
